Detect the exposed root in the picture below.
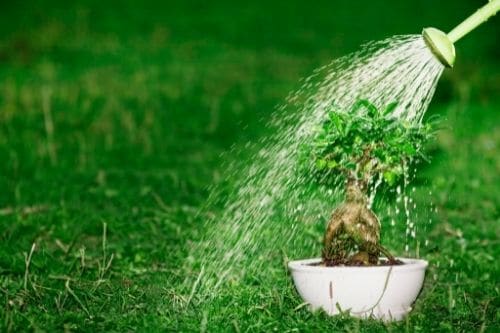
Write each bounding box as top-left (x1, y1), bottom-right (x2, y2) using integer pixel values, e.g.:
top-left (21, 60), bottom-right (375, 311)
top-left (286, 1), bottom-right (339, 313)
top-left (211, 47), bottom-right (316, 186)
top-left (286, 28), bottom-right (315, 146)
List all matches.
top-left (322, 181), bottom-right (403, 267)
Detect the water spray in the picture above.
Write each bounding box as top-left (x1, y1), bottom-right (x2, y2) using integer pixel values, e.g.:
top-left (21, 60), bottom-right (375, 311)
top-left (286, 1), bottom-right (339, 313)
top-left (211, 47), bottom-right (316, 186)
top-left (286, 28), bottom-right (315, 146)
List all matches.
top-left (423, 0), bottom-right (500, 68)
top-left (189, 2), bottom-right (499, 306)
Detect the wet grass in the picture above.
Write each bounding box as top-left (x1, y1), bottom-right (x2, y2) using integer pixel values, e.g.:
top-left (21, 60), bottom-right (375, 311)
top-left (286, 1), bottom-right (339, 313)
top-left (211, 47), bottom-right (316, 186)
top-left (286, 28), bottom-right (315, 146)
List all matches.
top-left (0, 0), bottom-right (499, 331)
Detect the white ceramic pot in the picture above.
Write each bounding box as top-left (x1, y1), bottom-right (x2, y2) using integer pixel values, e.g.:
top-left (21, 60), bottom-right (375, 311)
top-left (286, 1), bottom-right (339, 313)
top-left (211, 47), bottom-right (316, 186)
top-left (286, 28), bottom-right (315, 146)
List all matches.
top-left (288, 258), bottom-right (428, 321)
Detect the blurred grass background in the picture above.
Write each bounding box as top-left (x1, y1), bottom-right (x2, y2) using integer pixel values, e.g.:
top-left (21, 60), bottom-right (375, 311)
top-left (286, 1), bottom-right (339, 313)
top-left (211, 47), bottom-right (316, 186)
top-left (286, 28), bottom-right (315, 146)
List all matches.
top-left (0, 0), bottom-right (498, 331)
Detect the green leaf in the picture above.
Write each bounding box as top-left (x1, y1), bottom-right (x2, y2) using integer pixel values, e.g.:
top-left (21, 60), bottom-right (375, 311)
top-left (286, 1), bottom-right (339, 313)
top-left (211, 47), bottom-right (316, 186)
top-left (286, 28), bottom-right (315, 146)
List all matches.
top-left (383, 102), bottom-right (398, 116)
top-left (401, 143), bottom-right (416, 155)
top-left (328, 113), bottom-right (345, 135)
top-left (316, 159), bottom-right (327, 170)
top-left (327, 160), bottom-right (338, 169)
top-left (352, 99), bottom-right (378, 118)
top-left (383, 171), bottom-right (397, 186)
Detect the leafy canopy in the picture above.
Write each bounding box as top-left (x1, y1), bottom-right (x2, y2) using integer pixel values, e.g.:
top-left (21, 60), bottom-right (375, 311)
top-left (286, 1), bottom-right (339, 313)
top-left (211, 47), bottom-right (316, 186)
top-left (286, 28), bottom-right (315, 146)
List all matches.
top-left (304, 100), bottom-right (434, 188)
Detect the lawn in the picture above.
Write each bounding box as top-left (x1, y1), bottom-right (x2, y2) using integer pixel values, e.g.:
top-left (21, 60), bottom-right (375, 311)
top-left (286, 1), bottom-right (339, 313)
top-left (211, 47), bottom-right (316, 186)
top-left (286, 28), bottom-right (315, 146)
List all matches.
top-left (0, 0), bottom-right (498, 332)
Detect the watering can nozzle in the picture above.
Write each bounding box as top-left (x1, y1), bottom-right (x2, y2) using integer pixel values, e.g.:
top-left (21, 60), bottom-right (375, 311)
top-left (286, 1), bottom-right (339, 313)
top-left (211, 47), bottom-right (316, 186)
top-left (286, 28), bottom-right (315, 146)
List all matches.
top-left (423, 0), bottom-right (500, 68)
top-left (422, 28), bottom-right (455, 68)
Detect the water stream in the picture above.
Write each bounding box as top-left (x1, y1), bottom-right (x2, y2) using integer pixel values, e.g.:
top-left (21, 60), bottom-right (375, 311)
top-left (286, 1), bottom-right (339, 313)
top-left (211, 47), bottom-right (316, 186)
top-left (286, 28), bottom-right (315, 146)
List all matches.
top-left (183, 35), bottom-right (444, 297)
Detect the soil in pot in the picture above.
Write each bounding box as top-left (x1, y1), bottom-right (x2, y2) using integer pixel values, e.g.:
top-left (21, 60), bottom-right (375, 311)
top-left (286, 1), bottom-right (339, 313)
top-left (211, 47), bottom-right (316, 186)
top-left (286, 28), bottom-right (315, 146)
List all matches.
top-left (312, 258), bottom-right (404, 267)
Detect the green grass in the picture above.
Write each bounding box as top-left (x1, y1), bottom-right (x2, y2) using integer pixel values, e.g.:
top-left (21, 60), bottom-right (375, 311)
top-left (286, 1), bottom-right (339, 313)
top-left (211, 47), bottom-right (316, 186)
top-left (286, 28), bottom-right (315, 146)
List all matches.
top-left (0, 0), bottom-right (499, 331)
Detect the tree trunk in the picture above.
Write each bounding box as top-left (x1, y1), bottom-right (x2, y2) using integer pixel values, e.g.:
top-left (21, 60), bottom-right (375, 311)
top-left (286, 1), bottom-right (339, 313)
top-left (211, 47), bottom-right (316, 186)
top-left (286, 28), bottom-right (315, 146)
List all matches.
top-left (322, 181), bottom-right (397, 266)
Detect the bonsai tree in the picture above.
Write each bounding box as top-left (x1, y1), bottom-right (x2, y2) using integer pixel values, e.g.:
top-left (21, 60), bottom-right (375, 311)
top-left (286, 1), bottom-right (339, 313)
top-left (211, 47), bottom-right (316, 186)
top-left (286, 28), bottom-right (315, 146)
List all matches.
top-left (303, 100), bottom-right (434, 266)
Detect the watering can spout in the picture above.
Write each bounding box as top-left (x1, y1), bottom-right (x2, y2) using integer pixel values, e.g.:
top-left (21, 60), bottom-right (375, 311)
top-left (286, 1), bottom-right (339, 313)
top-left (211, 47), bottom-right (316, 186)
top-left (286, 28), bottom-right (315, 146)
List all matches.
top-left (422, 28), bottom-right (455, 68)
top-left (423, 0), bottom-right (500, 68)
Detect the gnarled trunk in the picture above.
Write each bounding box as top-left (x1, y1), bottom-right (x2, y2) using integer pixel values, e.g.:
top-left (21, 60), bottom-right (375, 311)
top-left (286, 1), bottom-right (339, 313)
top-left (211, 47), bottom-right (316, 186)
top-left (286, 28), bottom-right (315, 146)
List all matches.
top-left (322, 180), bottom-right (397, 266)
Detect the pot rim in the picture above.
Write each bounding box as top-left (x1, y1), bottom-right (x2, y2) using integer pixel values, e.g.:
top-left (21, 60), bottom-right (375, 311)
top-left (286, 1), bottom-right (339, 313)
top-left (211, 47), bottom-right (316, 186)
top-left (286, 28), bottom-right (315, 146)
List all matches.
top-left (288, 257), bottom-right (428, 273)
